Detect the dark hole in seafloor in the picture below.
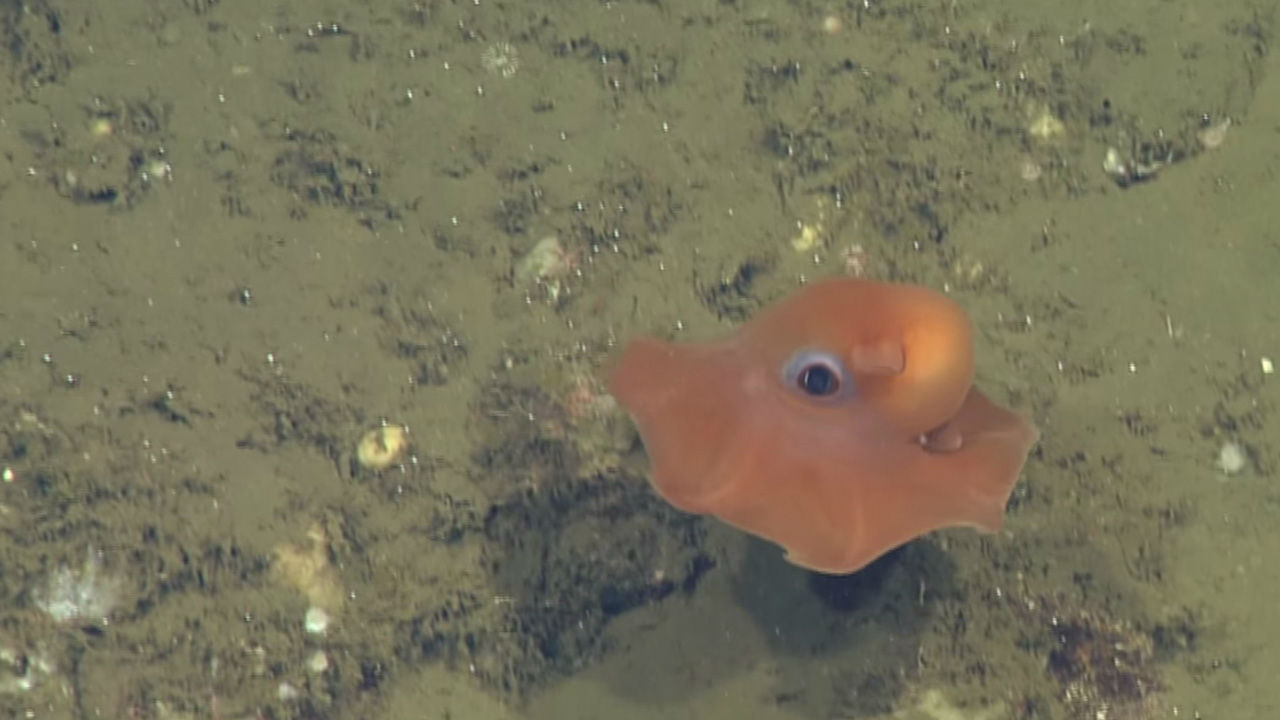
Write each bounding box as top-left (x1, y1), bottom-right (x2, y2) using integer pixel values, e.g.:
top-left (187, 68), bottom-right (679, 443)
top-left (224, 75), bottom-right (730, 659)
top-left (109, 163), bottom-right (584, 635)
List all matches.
top-left (463, 381), bottom-right (716, 695)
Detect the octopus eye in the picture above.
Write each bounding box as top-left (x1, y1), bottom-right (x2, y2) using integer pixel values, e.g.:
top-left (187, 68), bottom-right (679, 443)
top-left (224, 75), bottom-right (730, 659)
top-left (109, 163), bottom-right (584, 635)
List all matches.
top-left (782, 349), bottom-right (853, 403)
top-left (797, 363), bottom-right (839, 396)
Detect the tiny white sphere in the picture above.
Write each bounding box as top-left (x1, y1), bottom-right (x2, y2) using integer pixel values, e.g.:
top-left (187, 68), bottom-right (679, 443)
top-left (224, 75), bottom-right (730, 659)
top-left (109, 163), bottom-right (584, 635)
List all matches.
top-left (1216, 441), bottom-right (1248, 476)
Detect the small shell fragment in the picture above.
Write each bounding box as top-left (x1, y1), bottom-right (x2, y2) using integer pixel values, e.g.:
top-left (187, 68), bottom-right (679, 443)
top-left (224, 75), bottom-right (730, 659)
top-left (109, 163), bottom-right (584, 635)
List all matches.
top-left (356, 424), bottom-right (409, 471)
top-left (515, 236), bottom-right (568, 285)
top-left (1197, 118), bottom-right (1231, 150)
top-left (1216, 441), bottom-right (1248, 476)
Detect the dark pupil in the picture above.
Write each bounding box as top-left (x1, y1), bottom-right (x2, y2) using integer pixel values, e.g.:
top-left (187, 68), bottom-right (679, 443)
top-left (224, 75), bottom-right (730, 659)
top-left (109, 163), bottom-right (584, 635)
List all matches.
top-left (798, 364), bottom-right (838, 396)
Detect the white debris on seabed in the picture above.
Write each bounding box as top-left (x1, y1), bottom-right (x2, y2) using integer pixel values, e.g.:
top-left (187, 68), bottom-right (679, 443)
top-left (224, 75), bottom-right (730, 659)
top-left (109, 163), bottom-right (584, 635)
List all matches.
top-left (32, 546), bottom-right (123, 625)
top-left (277, 681), bottom-right (301, 702)
top-left (1215, 441), bottom-right (1249, 477)
top-left (0, 644), bottom-right (56, 694)
top-left (306, 650), bottom-right (330, 674)
top-left (304, 606), bottom-right (331, 635)
top-left (1197, 117), bottom-right (1232, 150)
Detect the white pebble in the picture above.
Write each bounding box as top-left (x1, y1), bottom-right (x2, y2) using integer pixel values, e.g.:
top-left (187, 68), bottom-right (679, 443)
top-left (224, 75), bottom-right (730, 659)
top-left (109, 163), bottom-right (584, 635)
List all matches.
top-left (1216, 441), bottom-right (1248, 476)
top-left (304, 606), bottom-right (331, 635)
top-left (307, 650), bottom-right (330, 674)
